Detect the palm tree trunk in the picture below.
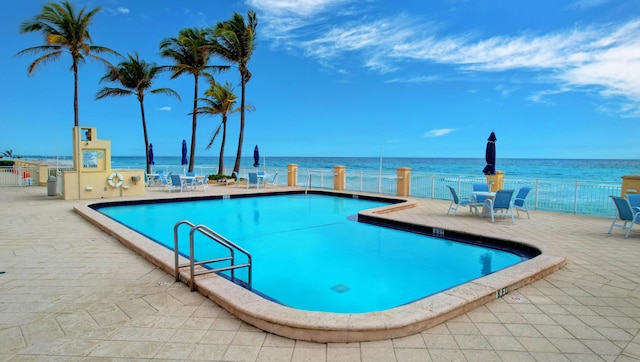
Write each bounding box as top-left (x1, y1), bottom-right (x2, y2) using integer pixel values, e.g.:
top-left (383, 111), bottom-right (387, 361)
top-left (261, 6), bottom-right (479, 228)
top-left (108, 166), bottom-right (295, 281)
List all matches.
top-left (140, 100), bottom-right (150, 175)
top-left (233, 79), bottom-right (246, 174)
top-left (73, 61), bottom-right (79, 127)
top-left (218, 116), bottom-right (227, 175)
top-left (189, 75), bottom-right (198, 173)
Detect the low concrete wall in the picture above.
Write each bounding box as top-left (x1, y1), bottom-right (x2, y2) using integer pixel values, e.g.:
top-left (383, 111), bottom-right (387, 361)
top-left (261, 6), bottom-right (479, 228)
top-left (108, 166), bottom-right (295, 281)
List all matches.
top-left (63, 169), bottom-right (146, 200)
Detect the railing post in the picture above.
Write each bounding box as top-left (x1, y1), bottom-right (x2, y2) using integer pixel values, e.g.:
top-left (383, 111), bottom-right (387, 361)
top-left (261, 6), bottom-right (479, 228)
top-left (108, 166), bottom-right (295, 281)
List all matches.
top-left (621, 174), bottom-right (640, 197)
top-left (287, 164), bottom-right (298, 186)
top-left (574, 181), bottom-right (579, 214)
top-left (334, 165), bottom-right (346, 191)
top-left (396, 167), bottom-right (411, 197)
top-left (431, 175), bottom-right (435, 199)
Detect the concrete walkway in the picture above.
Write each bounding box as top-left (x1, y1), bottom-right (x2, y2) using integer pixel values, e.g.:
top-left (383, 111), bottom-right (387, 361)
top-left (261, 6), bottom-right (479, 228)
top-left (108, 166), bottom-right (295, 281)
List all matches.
top-left (1, 186), bottom-right (640, 361)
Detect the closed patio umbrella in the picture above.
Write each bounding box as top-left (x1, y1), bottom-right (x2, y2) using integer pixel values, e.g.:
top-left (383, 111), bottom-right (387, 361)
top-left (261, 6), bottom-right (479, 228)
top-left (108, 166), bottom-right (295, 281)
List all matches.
top-left (253, 145), bottom-right (260, 168)
top-left (148, 143), bottom-right (155, 165)
top-left (482, 131), bottom-right (497, 188)
top-left (181, 140), bottom-right (188, 166)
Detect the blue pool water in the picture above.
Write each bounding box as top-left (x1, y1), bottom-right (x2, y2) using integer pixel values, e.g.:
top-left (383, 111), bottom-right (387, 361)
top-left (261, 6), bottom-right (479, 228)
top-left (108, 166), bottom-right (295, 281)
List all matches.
top-left (95, 193), bottom-right (527, 313)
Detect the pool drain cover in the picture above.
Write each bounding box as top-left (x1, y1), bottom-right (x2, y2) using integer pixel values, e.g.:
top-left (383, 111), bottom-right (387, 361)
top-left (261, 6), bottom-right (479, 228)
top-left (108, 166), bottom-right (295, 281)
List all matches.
top-left (331, 284), bottom-right (350, 293)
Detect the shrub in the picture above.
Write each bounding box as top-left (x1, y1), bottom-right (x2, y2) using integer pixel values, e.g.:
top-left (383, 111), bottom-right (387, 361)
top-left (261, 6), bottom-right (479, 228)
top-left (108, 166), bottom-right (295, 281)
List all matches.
top-left (208, 174), bottom-right (235, 181)
top-left (0, 160), bottom-right (15, 167)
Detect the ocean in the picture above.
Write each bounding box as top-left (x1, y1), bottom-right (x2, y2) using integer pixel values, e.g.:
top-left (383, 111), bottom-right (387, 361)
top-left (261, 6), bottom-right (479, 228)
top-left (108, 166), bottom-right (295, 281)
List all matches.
top-left (22, 155), bottom-right (638, 216)
top-left (40, 155), bottom-right (639, 182)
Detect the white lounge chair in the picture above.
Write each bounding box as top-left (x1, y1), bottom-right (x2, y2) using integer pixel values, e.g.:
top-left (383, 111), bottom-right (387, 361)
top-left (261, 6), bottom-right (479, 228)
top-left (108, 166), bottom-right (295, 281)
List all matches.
top-left (446, 185), bottom-right (477, 216)
top-left (609, 196), bottom-right (640, 238)
top-left (484, 189), bottom-right (515, 222)
top-left (194, 174), bottom-right (209, 191)
top-left (514, 187), bottom-right (532, 219)
top-left (168, 174), bottom-right (186, 192)
top-left (265, 172), bottom-right (278, 187)
top-left (246, 172), bottom-right (260, 189)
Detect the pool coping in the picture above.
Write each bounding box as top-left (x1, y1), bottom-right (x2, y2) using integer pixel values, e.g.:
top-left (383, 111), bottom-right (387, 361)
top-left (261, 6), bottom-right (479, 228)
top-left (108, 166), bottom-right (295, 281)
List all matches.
top-left (74, 189), bottom-right (566, 343)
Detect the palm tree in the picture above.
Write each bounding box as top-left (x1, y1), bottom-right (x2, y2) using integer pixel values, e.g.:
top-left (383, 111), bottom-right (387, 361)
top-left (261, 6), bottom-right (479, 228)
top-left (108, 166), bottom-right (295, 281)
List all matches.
top-left (197, 80), bottom-right (254, 175)
top-left (159, 27), bottom-right (229, 173)
top-left (95, 52), bottom-right (181, 175)
top-left (198, 81), bottom-right (238, 175)
top-left (18, 0), bottom-right (120, 127)
top-left (209, 10), bottom-right (258, 175)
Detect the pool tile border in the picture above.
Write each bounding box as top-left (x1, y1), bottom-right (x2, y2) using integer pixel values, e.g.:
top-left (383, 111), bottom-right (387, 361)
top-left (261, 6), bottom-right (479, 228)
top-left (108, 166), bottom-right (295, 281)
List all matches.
top-left (74, 190), bottom-right (566, 343)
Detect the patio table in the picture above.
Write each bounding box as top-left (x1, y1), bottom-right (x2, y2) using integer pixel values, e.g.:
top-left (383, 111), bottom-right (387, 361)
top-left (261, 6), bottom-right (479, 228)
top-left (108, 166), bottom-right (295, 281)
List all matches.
top-left (472, 191), bottom-right (496, 218)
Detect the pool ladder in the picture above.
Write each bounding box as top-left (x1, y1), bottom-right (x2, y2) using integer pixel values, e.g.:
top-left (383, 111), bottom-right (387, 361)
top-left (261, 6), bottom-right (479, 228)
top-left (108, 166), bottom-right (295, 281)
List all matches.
top-left (303, 171), bottom-right (311, 194)
top-left (173, 220), bottom-right (252, 291)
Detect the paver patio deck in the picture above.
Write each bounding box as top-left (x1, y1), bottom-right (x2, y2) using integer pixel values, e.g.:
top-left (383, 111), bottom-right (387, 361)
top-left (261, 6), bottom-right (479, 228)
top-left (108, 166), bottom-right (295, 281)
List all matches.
top-left (1, 185), bottom-right (640, 361)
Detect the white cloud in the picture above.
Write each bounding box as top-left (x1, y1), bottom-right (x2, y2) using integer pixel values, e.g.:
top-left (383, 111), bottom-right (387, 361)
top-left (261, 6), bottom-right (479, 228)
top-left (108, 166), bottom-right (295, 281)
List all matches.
top-left (248, 0), bottom-right (350, 17)
top-left (570, 0), bottom-right (612, 10)
top-left (253, 0), bottom-right (640, 116)
top-left (385, 75), bottom-right (440, 84)
top-left (424, 129), bottom-right (454, 138)
top-left (157, 107), bottom-right (172, 112)
top-left (104, 6), bottom-right (130, 16)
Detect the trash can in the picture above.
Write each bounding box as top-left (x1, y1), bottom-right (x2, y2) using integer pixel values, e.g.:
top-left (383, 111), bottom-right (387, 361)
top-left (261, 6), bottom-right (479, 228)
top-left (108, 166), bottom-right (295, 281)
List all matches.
top-left (47, 176), bottom-right (57, 196)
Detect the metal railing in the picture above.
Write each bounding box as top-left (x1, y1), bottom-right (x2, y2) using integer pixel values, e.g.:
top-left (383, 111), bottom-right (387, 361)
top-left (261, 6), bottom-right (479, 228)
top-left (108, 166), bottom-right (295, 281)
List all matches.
top-left (151, 165), bottom-right (621, 217)
top-left (1, 162), bottom-right (622, 217)
top-left (0, 166), bottom-right (39, 186)
top-left (286, 168), bottom-right (621, 218)
top-left (174, 220), bottom-right (252, 291)
top-left (406, 173), bottom-right (620, 217)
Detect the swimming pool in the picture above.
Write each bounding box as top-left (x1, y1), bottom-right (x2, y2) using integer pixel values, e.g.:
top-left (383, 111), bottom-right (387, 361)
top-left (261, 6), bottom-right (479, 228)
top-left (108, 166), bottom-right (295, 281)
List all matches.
top-left (77, 189), bottom-right (564, 342)
top-left (93, 192), bottom-right (529, 313)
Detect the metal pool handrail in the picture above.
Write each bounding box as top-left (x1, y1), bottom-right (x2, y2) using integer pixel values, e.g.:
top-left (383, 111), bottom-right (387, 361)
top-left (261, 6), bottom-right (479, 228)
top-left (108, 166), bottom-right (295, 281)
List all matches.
top-left (173, 220), bottom-right (252, 291)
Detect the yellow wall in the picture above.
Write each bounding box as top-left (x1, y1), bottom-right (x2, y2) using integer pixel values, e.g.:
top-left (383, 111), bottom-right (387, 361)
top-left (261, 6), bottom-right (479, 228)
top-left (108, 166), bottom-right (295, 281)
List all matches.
top-left (63, 170), bottom-right (146, 200)
top-left (621, 174), bottom-right (640, 197)
top-left (62, 127), bottom-right (146, 200)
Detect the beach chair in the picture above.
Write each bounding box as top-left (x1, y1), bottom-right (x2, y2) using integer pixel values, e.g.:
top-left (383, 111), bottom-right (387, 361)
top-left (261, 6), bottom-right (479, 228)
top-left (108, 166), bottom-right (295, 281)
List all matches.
top-left (194, 174), bottom-right (209, 191)
top-left (257, 170), bottom-right (266, 187)
top-left (265, 172), bottom-right (279, 187)
top-left (168, 174), bottom-right (186, 192)
top-left (446, 185), bottom-right (477, 216)
top-left (157, 172), bottom-right (169, 189)
top-left (514, 187), bottom-right (532, 219)
top-left (628, 194), bottom-right (640, 213)
top-left (246, 172), bottom-right (260, 189)
top-left (609, 196), bottom-right (640, 238)
top-left (484, 189), bottom-right (515, 222)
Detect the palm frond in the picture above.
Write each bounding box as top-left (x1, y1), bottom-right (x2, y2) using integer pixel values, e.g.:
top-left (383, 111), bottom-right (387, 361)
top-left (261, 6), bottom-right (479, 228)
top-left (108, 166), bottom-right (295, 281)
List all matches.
top-left (15, 45), bottom-right (61, 56)
top-left (205, 124), bottom-right (222, 150)
top-left (95, 87), bottom-right (133, 99)
top-left (150, 88), bottom-right (181, 101)
top-left (88, 45), bottom-right (122, 58)
top-left (27, 51), bottom-right (63, 75)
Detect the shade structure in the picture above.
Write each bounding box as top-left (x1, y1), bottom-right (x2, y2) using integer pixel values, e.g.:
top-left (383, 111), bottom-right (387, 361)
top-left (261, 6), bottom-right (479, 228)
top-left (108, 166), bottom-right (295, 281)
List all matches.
top-left (482, 131), bottom-right (497, 176)
top-left (181, 140), bottom-right (188, 166)
top-left (253, 145), bottom-right (260, 168)
top-left (148, 143), bottom-right (155, 165)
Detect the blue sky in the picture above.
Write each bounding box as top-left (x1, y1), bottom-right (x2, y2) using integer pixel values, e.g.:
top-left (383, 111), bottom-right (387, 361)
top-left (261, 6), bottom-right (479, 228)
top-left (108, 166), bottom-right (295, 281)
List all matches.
top-left (2, 0), bottom-right (640, 159)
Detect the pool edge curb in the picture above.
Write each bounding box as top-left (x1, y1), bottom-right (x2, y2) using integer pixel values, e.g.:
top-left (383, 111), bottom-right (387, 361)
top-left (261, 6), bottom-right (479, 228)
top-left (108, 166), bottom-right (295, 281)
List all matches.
top-left (73, 191), bottom-right (567, 343)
